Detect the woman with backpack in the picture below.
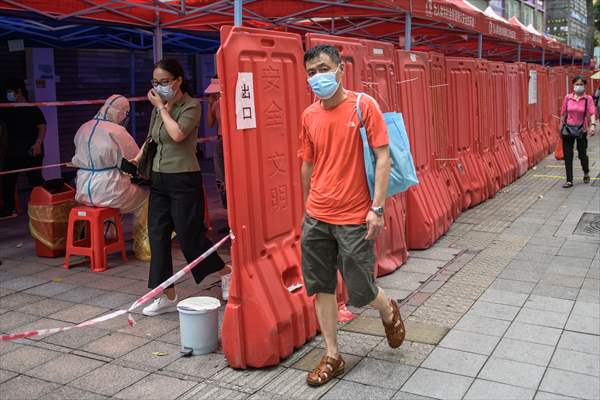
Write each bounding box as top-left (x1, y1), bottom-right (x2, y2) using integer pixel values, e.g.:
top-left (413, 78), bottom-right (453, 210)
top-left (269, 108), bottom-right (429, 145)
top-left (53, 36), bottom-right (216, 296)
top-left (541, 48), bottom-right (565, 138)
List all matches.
top-left (560, 76), bottom-right (597, 188)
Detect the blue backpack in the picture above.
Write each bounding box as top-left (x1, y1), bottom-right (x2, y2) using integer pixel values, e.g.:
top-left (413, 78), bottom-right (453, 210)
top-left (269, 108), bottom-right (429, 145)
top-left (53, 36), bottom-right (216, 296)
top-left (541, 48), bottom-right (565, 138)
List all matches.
top-left (356, 93), bottom-right (419, 199)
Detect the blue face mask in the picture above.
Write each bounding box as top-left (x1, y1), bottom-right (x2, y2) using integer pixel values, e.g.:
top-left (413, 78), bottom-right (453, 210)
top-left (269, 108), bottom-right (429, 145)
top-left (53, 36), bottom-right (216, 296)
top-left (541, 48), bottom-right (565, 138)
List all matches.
top-left (153, 83), bottom-right (176, 102)
top-left (6, 91), bottom-right (16, 102)
top-left (307, 68), bottom-right (340, 100)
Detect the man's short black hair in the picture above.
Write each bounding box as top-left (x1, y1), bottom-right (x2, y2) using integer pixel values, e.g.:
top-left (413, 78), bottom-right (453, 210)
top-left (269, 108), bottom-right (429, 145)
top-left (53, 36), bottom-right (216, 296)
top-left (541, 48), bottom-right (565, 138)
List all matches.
top-left (572, 75), bottom-right (586, 85)
top-left (304, 45), bottom-right (341, 67)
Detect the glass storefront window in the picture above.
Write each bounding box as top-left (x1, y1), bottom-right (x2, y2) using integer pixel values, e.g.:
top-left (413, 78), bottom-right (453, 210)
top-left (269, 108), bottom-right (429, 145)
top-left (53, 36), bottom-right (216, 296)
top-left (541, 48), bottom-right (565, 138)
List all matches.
top-left (505, 0), bottom-right (520, 19)
top-left (535, 11), bottom-right (543, 31)
top-left (522, 4), bottom-right (534, 26)
top-left (489, 0), bottom-right (503, 15)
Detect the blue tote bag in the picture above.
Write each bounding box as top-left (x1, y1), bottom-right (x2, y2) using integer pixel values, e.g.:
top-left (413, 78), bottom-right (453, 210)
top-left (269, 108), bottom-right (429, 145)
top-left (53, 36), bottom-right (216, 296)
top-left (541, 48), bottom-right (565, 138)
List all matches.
top-left (356, 93), bottom-right (419, 199)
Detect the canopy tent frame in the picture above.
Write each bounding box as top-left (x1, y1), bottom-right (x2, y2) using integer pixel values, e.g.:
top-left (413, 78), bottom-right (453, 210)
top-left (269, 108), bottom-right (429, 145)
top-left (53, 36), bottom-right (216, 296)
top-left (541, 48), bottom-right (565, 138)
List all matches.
top-left (0, 0), bottom-right (587, 63)
top-left (0, 15), bottom-right (220, 52)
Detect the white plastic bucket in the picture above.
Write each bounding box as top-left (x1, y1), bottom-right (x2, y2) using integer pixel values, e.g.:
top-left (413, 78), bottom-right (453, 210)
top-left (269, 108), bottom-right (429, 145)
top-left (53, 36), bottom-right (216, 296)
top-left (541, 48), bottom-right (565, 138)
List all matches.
top-left (177, 296), bottom-right (220, 356)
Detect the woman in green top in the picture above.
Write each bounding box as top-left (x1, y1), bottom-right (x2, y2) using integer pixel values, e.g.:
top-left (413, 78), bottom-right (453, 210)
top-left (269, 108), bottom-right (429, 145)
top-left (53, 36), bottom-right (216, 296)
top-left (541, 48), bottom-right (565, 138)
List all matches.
top-left (133, 59), bottom-right (229, 316)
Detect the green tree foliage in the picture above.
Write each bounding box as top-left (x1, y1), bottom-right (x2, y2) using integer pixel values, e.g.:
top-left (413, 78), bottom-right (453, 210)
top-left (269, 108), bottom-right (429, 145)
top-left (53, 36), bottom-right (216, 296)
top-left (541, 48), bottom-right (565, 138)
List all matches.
top-left (595, 1), bottom-right (600, 29)
top-left (594, 0), bottom-right (600, 46)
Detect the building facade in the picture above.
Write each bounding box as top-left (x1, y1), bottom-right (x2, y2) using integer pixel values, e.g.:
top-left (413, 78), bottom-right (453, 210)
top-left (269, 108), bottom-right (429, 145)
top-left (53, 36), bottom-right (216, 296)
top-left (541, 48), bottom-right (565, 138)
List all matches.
top-left (469, 0), bottom-right (546, 32)
top-left (545, 0), bottom-right (588, 50)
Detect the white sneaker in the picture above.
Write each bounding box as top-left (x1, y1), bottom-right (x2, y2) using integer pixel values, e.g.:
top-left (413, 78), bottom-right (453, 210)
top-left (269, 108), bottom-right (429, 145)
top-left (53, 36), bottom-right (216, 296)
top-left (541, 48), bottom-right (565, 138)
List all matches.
top-left (142, 294), bottom-right (178, 316)
top-left (221, 273), bottom-right (231, 301)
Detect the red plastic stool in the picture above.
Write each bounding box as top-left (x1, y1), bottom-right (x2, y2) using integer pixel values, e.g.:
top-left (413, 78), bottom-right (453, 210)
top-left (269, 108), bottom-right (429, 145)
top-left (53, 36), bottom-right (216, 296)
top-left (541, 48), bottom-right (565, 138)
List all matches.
top-left (64, 206), bottom-right (128, 272)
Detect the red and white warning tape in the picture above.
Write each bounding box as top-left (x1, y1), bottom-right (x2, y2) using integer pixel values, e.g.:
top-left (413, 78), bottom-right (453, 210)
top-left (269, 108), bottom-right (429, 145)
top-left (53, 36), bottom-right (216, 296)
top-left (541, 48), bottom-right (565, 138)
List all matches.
top-left (125, 232), bottom-right (233, 326)
top-left (0, 310), bottom-right (128, 341)
top-left (0, 96), bottom-right (208, 108)
top-left (0, 163), bottom-right (71, 176)
top-left (0, 232), bottom-right (233, 342)
top-left (0, 135), bottom-right (220, 176)
top-left (0, 96), bottom-right (146, 108)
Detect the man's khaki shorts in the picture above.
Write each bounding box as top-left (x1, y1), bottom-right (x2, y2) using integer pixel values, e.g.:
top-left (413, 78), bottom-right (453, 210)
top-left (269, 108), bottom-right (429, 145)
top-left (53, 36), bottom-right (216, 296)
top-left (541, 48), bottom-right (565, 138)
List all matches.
top-left (301, 214), bottom-right (378, 308)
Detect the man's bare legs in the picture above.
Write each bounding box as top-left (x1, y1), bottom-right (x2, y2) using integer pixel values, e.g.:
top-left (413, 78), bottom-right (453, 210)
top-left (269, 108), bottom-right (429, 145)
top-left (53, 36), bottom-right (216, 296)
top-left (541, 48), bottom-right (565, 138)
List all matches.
top-left (315, 293), bottom-right (340, 359)
top-left (370, 287), bottom-right (394, 325)
top-left (315, 287), bottom-right (394, 360)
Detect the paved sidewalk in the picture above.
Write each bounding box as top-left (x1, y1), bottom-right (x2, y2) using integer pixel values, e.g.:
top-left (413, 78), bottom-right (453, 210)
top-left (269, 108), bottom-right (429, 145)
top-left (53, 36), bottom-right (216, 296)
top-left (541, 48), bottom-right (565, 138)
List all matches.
top-left (1, 137), bottom-right (599, 400)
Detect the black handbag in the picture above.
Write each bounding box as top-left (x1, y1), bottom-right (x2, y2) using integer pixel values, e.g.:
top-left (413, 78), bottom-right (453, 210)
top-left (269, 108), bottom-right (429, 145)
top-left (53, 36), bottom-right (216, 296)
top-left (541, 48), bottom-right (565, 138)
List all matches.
top-left (137, 135), bottom-right (157, 181)
top-left (136, 109), bottom-right (160, 181)
top-left (561, 96), bottom-right (588, 139)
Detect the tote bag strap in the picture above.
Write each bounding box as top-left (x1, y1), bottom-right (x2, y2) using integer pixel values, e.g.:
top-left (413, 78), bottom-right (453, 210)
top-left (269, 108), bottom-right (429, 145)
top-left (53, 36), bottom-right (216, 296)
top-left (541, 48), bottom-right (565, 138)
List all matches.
top-left (356, 92), bottom-right (365, 128)
top-left (355, 93), bottom-right (370, 147)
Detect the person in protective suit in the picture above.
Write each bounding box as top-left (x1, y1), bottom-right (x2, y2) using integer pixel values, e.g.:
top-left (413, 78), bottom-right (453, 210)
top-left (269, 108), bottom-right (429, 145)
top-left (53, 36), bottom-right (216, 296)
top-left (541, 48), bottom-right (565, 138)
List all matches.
top-left (71, 95), bottom-right (150, 261)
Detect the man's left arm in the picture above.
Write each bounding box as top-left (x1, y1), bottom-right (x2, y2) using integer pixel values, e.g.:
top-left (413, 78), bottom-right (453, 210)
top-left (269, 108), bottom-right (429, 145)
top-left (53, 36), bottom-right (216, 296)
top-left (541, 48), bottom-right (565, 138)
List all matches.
top-left (31, 107), bottom-right (47, 157)
top-left (31, 124), bottom-right (46, 156)
top-left (366, 145), bottom-right (390, 240)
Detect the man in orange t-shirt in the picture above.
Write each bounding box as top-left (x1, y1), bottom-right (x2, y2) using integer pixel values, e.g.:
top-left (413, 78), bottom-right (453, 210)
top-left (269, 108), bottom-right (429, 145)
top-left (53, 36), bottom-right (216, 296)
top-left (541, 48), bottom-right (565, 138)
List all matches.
top-left (300, 45), bottom-right (406, 387)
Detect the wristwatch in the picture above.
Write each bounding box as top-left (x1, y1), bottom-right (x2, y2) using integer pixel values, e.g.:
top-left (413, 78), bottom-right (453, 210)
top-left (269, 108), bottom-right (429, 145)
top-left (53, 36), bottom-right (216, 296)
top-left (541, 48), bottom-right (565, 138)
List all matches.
top-left (370, 206), bottom-right (384, 216)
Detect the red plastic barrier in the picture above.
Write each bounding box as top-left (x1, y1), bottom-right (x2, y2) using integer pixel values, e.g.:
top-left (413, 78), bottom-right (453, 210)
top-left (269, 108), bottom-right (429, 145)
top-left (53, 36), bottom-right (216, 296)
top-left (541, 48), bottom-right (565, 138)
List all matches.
top-left (489, 62), bottom-right (518, 186)
top-left (548, 68), bottom-right (561, 152)
top-left (446, 57), bottom-right (487, 209)
top-left (550, 66), bottom-right (567, 160)
top-left (550, 67), bottom-right (566, 131)
top-left (583, 70), bottom-right (593, 95)
top-left (475, 60), bottom-right (501, 198)
top-left (506, 63), bottom-right (528, 176)
top-left (428, 52), bottom-right (462, 219)
top-left (374, 194), bottom-right (408, 276)
top-left (218, 26), bottom-right (317, 368)
top-left (537, 66), bottom-right (553, 155)
top-left (397, 50), bottom-right (452, 249)
top-left (517, 62), bottom-right (537, 167)
top-left (526, 64), bottom-right (546, 163)
top-left (305, 33), bottom-right (408, 276)
top-left (361, 39), bottom-right (399, 113)
top-left (361, 39), bottom-right (409, 270)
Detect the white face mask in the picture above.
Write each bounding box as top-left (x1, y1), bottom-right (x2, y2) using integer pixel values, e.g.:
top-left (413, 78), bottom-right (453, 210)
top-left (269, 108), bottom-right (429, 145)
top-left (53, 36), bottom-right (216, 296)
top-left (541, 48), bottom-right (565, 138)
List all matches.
top-left (573, 85), bottom-right (585, 95)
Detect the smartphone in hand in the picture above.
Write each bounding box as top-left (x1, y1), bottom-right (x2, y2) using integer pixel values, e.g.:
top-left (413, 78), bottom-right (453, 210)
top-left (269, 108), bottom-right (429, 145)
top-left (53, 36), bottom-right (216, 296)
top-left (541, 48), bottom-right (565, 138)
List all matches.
top-left (119, 158), bottom-right (138, 177)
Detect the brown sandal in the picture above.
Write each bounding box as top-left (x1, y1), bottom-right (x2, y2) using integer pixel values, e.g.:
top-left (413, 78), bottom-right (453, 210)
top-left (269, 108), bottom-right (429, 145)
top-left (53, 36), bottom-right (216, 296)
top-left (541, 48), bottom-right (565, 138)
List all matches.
top-left (382, 299), bottom-right (406, 348)
top-left (306, 355), bottom-right (345, 386)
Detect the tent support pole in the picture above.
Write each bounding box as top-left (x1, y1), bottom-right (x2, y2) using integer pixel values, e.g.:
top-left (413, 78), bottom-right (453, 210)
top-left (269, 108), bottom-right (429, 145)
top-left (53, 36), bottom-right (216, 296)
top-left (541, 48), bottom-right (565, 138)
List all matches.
top-left (517, 43), bottom-right (521, 62)
top-left (153, 26), bottom-right (162, 62)
top-left (541, 47), bottom-right (545, 65)
top-left (404, 12), bottom-right (411, 51)
top-left (559, 53), bottom-right (562, 66)
top-left (477, 33), bottom-right (482, 59)
top-left (234, 0), bottom-right (242, 26)
top-left (129, 50), bottom-right (137, 140)
top-left (571, 56), bottom-right (574, 65)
